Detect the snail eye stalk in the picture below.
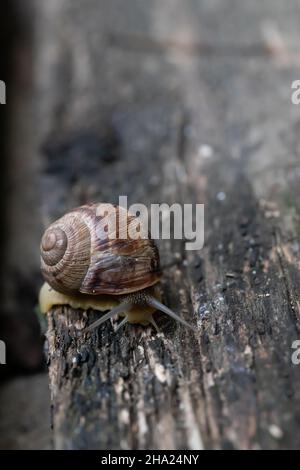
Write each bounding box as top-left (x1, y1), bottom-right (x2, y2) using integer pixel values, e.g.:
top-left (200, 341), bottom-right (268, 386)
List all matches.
top-left (79, 294), bottom-right (196, 335)
top-left (115, 316), bottom-right (128, 332)
top-left (147, 297), bottom-right (196, 332)
top-left (81, 301), bottom-right (131, 335)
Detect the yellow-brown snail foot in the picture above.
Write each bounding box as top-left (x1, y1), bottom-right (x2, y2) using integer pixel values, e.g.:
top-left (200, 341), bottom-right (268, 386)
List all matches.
top-left (39, 282), bottom-right (118, 314)
top-left (39, 282), bottom-right (195, 332)
top-left (39, 282), bottom-right (159, 328)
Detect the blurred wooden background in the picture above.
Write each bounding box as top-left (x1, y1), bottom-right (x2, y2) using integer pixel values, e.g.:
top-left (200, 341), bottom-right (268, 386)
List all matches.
top-left (1, 0), bottom-right (300, 449)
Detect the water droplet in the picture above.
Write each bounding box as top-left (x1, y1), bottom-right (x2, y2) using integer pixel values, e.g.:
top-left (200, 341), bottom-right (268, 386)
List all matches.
top-left (198, 144), bottom-right (213, 158)
top-left (216, 191), bottom-right (226, 201)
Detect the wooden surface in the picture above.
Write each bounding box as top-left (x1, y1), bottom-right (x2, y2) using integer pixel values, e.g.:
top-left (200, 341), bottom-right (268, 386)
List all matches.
top-left (17, 0), bottom-right (300, 449)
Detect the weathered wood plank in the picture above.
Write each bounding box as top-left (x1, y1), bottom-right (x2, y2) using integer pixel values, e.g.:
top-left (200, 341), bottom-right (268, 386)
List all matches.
top-left (32, 0), bottom-right (300, 449)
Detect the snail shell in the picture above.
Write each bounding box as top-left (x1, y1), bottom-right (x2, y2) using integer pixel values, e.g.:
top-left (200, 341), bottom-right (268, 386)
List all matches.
top-left (40, 203), bottom-right (161, 296)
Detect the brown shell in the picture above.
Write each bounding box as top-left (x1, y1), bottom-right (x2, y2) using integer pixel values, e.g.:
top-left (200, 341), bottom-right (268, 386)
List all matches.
top-left (40, 203), bottom-right (161, 296)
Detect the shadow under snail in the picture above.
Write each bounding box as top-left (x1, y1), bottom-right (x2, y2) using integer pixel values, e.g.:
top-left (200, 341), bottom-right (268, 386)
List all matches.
top-left (39, 203), bottom-right (195, 334)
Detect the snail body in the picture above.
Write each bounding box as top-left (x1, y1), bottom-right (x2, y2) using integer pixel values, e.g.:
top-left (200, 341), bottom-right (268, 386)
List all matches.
top-left (39, 282), bottom-right (160, 328)
top-left (39, 203), bottom-right (194, 332)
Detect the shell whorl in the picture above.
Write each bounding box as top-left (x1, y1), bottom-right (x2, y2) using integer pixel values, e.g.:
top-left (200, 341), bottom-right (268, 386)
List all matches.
top-left (41, 227), bottom-right (67, 266)
top-left (41, 211), bottom-right (91, 295)
top-left (40, 203), bottom-right (161, 296)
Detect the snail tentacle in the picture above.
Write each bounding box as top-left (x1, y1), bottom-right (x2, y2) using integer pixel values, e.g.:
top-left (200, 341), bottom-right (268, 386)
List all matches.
top-left (82, 301), bottom-right (131, 334)
top-left (82, 294), bottom-right (196, 333)
top-left (147, 296), bottom-right (196, 332)
top-left (115, 316), bottom-right (128, 333)
top-left (149, 316), bottom-right (160, 332)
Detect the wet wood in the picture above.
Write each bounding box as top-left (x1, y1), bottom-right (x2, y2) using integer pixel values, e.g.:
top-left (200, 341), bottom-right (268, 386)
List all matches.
top-left (34, 0), bottom-right (300, 449)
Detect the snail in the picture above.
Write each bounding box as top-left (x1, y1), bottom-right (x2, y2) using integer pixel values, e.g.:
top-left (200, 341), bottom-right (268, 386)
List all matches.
top-left (39, 203), bottom-right (195, 333)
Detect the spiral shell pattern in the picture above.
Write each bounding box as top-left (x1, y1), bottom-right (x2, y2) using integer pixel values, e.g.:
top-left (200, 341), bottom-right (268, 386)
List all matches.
top-left (40, 203), bottom-right (161, 295)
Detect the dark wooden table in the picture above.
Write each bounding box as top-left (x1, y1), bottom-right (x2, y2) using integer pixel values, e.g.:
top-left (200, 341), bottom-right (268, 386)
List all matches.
top-left (5, 0), bottom-right (300, 450)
